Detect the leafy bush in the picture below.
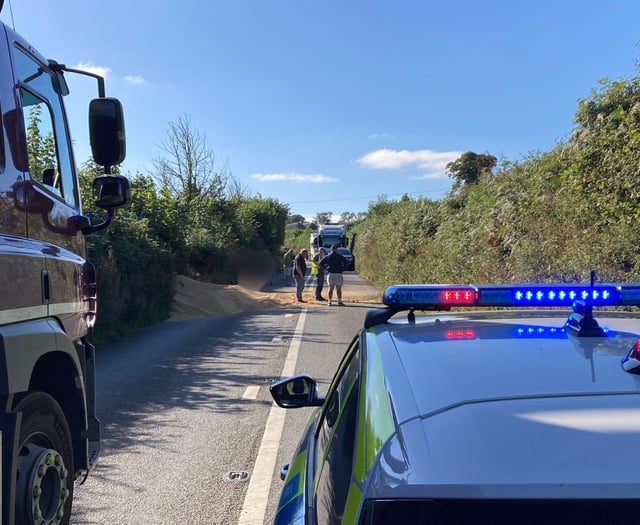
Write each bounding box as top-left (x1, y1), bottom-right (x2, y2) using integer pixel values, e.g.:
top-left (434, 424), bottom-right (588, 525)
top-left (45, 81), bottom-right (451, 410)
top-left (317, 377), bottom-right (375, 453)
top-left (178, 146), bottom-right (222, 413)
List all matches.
top-left (353, 70), bottom-right (640, 290)
top-left (80, 168), bottom-right (288, 344)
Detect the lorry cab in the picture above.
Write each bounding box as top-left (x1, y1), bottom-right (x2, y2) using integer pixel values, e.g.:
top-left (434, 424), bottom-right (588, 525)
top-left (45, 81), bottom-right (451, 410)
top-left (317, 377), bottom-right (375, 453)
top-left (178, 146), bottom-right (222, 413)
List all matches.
top-left (0, 13), bottom-right (129, 525)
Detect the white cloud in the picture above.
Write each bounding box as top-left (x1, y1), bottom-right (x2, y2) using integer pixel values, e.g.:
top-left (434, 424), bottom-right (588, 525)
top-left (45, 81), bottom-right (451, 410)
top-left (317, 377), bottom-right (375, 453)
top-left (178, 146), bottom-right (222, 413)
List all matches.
top-left (357, 148), bottom-right (462, 179)
top-left (72, 62), bottom-right (111, 79)
top-left (124, 75), bottom-right (146, 85)
top-left (251, 172), bottom-right (337, 183)
top-left (367, 132), bottom-right (394, 141)
top-left (409, 172), bottom-right (450, 180)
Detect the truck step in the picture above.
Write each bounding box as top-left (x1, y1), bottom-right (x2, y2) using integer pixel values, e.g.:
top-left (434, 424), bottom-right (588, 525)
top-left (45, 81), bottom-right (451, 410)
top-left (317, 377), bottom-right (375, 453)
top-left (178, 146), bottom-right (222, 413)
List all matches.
top-left (88, 439), bottom-right (101, 469)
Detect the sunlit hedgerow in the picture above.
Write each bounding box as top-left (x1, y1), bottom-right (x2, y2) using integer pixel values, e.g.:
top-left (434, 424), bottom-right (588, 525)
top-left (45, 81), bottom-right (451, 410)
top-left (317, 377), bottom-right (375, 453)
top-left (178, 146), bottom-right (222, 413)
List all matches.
top-left (352, 69), bottom-right (640, 291)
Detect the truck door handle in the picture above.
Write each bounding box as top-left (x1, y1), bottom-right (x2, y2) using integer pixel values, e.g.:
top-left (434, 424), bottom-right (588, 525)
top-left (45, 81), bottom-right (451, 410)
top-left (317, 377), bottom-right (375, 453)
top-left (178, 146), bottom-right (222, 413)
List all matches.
top-left (42, 270), bottom-right (50, 302)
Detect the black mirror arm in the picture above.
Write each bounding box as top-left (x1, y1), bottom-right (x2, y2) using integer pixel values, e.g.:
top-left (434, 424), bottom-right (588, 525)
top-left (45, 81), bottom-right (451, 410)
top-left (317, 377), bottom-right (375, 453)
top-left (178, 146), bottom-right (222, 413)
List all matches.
top-left (79, 209), bottom-right (114, 235)
top-left (50, 62), bottom-right (106, 98)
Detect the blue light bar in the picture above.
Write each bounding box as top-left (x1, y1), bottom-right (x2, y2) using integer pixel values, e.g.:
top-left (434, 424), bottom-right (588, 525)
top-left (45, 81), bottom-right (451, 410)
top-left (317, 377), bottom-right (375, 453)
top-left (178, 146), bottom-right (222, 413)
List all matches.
top-left (382, 283), bottom-right (640, 309)
top-left (479, 285), bottom-right (620, 306)
top-left (515, 326), bottom-right (566, 338)
top-left (620, 285), bottom-right (640, 305)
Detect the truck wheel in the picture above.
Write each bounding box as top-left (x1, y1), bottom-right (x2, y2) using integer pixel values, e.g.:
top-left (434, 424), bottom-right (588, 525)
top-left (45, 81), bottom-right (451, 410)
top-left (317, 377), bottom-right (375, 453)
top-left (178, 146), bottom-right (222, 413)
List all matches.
top-left (14, 392), bottom-right (74, 525)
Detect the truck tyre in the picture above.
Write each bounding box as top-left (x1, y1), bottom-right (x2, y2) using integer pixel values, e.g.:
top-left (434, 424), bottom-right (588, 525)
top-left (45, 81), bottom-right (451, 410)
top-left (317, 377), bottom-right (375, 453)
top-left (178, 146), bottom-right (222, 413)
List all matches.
top-left (14, 392), bottom-right (74, 525)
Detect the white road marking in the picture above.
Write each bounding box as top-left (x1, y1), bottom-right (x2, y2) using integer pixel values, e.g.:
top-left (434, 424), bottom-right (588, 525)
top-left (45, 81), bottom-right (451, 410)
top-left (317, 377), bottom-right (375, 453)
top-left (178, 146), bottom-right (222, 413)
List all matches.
top-left (242, 386), bottom-right (260, 400)
top-left (238, 309), bottom-right (307, 525)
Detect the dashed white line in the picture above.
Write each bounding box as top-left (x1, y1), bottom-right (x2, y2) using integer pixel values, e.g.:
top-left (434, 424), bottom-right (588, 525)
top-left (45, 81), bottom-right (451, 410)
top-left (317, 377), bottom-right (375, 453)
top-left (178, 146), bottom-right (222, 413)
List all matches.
top-left (238, 309), bottom-right (307, 525)
top-left (242, 385), bottom-right (260, 400)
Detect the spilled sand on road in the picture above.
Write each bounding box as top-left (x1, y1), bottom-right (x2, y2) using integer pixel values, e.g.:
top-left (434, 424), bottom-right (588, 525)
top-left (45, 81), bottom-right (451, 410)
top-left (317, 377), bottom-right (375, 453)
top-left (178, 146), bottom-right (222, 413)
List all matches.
top-left (170, 275), bottom-right (381, 321)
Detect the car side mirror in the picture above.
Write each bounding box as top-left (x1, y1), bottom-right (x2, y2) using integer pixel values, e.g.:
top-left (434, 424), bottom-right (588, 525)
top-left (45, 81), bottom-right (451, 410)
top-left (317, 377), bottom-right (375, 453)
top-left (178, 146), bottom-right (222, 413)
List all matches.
top-left (270, 375), bottom-right (325, 408)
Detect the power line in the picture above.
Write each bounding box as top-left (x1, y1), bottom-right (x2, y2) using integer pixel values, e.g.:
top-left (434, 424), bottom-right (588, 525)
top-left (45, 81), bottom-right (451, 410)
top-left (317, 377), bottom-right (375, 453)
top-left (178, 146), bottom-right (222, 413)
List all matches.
top-left (288, 187), bottom-right (450, 205)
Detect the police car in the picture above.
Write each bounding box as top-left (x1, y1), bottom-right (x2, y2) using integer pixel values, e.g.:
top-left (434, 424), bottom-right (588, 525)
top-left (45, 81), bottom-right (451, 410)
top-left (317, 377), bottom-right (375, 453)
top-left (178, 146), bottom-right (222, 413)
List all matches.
top-left (270, 281), bottom-right (640, 524)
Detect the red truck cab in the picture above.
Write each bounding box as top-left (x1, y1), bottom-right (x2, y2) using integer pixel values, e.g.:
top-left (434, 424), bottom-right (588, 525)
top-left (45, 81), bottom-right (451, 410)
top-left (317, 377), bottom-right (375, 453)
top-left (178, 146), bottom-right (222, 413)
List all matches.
top-left (0, 8), bottom-right (129, 524)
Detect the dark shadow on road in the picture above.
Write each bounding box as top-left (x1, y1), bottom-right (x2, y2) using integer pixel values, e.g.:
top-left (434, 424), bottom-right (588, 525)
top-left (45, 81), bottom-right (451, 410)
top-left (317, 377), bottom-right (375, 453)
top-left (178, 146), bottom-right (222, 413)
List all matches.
top-left (92, 309), bottom-right (302, 455)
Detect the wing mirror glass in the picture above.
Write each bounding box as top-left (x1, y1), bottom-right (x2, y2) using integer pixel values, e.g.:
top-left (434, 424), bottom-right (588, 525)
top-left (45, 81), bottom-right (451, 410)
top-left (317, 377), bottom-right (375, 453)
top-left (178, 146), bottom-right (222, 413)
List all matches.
top-left (89, 98), bottom-right (126, 166)
top-left (92, 174), bottom-right (131, 210)
top-left (269, 375), bottom-right (324, 408)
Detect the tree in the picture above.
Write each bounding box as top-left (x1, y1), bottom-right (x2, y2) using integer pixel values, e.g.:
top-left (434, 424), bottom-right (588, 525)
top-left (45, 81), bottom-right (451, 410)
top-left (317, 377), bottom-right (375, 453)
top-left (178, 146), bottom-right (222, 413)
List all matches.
top-left (25, 104), bottom-right (56, 179)
top-left (367, 196), bottom-right (395, 218)
top-left (316, 211), bottom-right (333, 224)
top-left (446, 151), bottom-right (497, 187)
top-left (152, 114), bottom-right (229, 202)
top-left (340, 211), bottom-right (356, 224)
top-left (233, 197), bottom-right (289, 252)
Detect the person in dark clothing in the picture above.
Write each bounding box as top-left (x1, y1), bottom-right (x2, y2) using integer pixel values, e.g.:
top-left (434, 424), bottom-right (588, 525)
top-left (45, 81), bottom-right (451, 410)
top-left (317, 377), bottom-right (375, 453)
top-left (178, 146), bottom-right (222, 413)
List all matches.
top-left (312, 247), bottom-right (326, 301)
top-left (283, 248), bottom-right (295, 285)
top-left (294, 249), bottom-right (309, 302)
top-left (320, 244), bottom-right (347, 306)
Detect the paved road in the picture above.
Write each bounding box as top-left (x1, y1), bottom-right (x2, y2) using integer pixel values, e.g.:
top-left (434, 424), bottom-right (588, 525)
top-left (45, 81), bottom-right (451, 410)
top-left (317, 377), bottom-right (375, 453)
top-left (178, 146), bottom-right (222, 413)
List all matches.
top-left (265, 264), bottom-right (381, 302)
top-left (70, 272), bottom-right (380, 524)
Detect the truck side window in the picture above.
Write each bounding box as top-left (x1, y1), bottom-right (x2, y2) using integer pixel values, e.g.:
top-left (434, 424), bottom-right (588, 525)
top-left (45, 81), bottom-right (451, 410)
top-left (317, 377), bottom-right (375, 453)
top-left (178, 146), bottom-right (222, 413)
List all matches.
top-left (13, 46), bottom-right (78, 208)
top-left (19, 89), bottom-right (61, 196)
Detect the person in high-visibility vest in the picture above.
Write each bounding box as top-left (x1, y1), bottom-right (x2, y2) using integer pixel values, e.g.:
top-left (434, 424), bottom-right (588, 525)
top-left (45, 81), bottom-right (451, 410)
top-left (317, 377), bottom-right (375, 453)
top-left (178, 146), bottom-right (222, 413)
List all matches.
top-left (312, 247), bottom-right (326, 301)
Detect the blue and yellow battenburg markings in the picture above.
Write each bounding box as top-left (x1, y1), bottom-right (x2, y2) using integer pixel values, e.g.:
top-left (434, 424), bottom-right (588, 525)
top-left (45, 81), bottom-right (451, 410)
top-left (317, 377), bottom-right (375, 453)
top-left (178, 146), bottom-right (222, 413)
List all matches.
top-left (279, 472), bottom-right (301, 510)
top-left (274, 449), bottom-right (307, 525)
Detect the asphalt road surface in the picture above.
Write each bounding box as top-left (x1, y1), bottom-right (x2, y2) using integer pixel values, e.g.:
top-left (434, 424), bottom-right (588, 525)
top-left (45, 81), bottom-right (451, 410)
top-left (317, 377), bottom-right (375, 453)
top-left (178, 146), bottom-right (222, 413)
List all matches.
top-left (70, 271), bottom-right (380, 524)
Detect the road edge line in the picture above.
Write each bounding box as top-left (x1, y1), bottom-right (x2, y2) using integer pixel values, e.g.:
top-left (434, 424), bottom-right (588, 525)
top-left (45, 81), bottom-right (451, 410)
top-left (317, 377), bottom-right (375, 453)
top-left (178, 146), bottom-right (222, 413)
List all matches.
top-left (238, 309), bottom-right (307, 525)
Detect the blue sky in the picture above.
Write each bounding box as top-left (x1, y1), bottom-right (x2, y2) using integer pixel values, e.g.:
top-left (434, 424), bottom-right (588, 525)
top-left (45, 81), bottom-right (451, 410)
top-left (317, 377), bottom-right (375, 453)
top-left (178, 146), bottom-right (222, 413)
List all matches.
top-left (3, 1), bottom-right (639, 220)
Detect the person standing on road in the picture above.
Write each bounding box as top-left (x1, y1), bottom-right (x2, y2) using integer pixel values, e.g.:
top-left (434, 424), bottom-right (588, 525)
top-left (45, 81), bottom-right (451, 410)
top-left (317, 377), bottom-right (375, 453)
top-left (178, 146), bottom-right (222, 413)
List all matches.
top-left (312, 247), bottom-right (326, 301)
top-left (294, 248), bottom-right (309, 302)
top-left (283, 248), bottom-right (295, 285)
top-left (320, 244), bottom-right (347, 306)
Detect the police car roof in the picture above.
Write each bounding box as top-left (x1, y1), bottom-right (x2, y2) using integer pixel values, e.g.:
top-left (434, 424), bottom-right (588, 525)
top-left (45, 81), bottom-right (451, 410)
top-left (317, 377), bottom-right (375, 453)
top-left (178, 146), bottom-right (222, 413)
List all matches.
top-left (376, 313), bottom-right (640, 419)
top-left (365, 310), bottom-right (640, 499)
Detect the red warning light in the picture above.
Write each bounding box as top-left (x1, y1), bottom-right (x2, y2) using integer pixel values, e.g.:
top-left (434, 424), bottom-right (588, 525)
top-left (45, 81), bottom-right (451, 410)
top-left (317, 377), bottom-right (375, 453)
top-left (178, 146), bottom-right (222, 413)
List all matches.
top-left (445, 330), bottom-right (476, 340)
top-left (442, 289), bottom-right (475, 304)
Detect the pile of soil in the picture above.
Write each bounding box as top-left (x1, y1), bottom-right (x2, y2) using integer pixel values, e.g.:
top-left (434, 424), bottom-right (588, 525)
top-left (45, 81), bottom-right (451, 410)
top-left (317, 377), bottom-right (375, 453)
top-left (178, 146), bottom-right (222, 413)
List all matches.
top-left (169, 275), bottom-right (380, 321)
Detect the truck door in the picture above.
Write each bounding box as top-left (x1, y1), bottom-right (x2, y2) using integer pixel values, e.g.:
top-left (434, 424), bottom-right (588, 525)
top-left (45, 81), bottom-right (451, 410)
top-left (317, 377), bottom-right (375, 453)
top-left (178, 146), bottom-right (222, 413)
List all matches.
top-left (12, 43), bottom-right (88, 341)
top-left (0, 27), bottom-right (49, 343)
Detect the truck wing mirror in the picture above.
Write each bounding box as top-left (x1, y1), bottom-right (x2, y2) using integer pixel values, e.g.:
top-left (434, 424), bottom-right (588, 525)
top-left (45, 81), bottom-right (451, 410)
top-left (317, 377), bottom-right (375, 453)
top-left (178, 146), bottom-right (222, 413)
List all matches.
top-left (78, 175), bottom-right (132, 235)
top-left (89, 98), bottom-right (126, 166)
top-left (93, 174), bottom-right (131, 210)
